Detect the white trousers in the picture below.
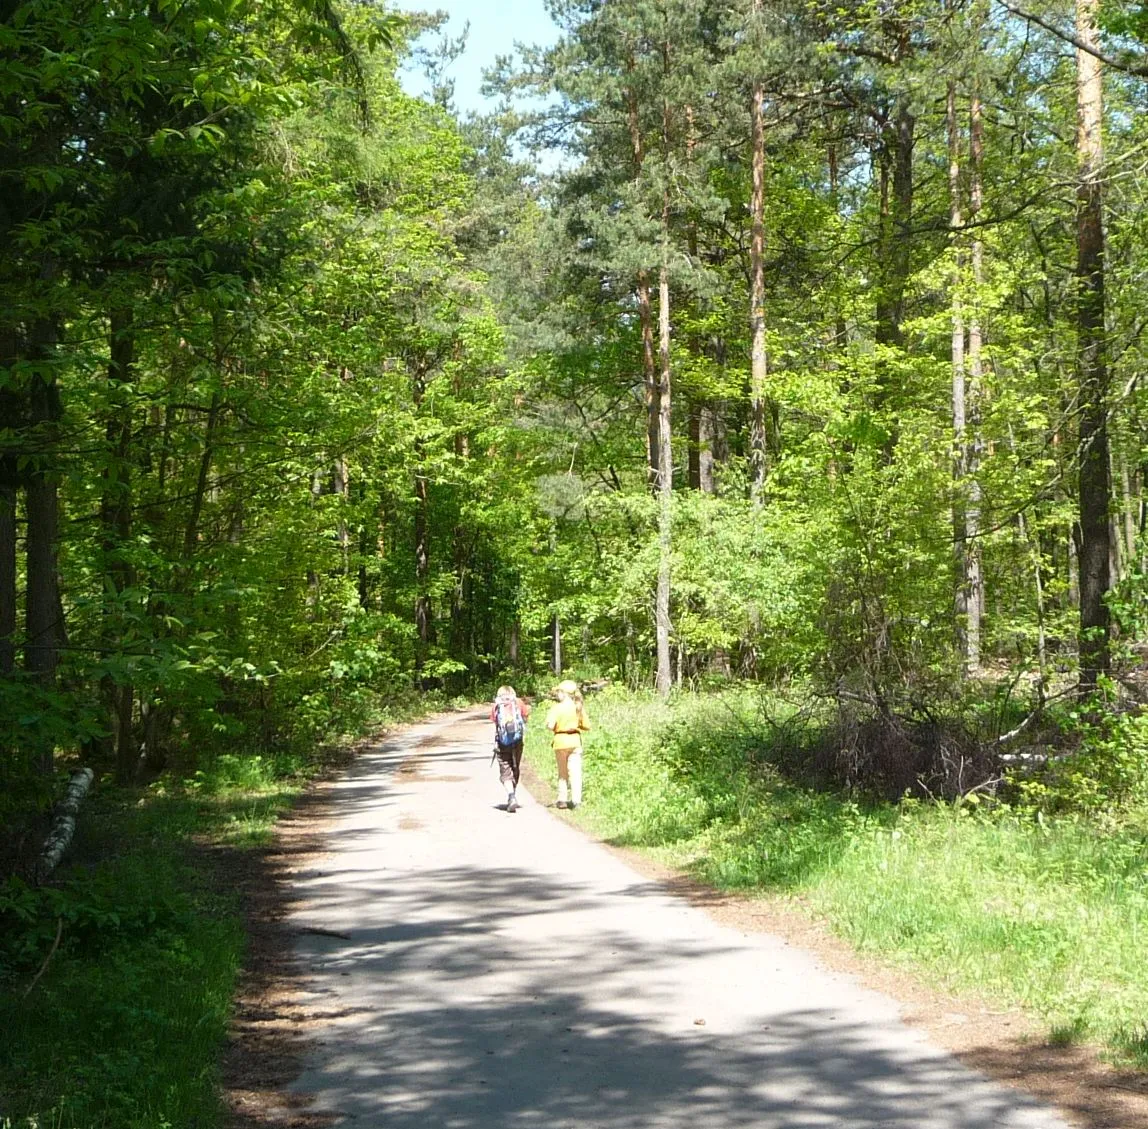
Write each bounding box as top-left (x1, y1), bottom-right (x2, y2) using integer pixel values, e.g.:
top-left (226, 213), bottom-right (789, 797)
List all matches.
top-left (556, 748), bottom-right (583, 805)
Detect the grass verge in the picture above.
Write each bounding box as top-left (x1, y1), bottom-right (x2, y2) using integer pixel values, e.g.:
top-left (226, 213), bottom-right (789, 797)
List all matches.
top-left (524, 686), bottom-right (1148, 1069)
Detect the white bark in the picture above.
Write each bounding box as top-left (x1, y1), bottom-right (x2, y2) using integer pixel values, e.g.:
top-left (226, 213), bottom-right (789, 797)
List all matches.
top-left (948, 81), bottom-right (969, 663)
top-left (33, 767), bottom-right (94, 884)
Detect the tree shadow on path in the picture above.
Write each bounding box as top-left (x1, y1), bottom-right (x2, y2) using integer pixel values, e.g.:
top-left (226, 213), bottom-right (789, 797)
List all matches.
top-left (289, 862), bottom-right (1066, 1129)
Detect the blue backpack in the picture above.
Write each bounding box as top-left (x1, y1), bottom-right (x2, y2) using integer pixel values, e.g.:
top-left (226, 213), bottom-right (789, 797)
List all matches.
top-left (494, 693), bottom-right (525, 747)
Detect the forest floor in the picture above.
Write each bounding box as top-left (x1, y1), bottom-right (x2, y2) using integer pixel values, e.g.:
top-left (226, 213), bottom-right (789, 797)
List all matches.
top-left (219, 709), bottom-right (1148, 1129)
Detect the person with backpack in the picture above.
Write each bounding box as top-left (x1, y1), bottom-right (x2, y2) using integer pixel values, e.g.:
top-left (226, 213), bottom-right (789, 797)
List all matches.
top-left (490, 685), bottom-right (530, 813)
top-left (545, 679), bottom-right (590, 810)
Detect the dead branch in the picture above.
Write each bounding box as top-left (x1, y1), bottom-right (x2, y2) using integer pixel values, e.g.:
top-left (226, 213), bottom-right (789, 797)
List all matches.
top-left (296, 925), bottom-right (352, 941)
top-left (22, 916), bottom-right (63, 998)
top-left (996, 685), bottom-right (1081, 745)
top-left (998, 0), bottom-right (1148, 76)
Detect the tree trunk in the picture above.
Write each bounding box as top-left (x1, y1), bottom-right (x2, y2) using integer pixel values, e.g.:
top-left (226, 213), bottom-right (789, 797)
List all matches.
top-left (450, 525), bottom-right (469, 670)
top-left (409, 361), bottom-right (434, 677)
top-left (656, 251), bottom-right (673, 698)
top-left (113, 683), bottom-right (135, 783)
top-left (1069, 523), bottom-right (1081, 608)
top-left (551, 613), bottom-right (562, 675)
top-left (414, 468), bottom-right (432, 656)
top-left (748, 4), bottom-right (769, 505)
top-left (103, 308), bottom-right (138, 780)
top-left (183, 393), bottom-right (221, 559)
top-left (0, 482), bottom-right (14, 677)
top-left (25, 322), bottom-right (61, 776)
top-left (947, 81), bottom-right (969, 663)
top-left (637, 275), bottom-right (659, 492)
top-left (333, 456), bottom-right (350, 574)
top-left (102, 308), bottom-right (135, 566)
top-left (1121, 456), bottom-right (1137, 566)
top-left (358, 482), bottom-right (371, 608)
top-left (1074, 0), bottom-right (1110, 689)
top-left (32, 768), bottom-right (95, 885)
top-left (688, 401), bottom-right (715, 494)
top-left (1018, 497), bottom-right (1048, 680)
top-left (828, 143), bottom-right (848, 351)
top-left (965, 86), bottom-right (985, 674)
top-left (0, 327), bottom-right (16, 677)
top-left (625, 61), bottom-right (660, 494)
top-left (874, 104), bottom-right (915, 355)
top-left (655, 88), bottom-right (674, 699)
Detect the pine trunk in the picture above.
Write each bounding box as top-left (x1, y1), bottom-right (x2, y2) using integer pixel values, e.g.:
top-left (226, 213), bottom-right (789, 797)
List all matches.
top-left (654, 66), bottom-right (673, 700)
top-left (748, 33), bottom-right (768, 505)
top-left (947, 81), bottom-right (969, 663)
top-left (655, 233), bottom-right (673, 699)
top-left (626, 64), bottom-right (659, 494)
top-left (965, 86), bottom-right (985, 674)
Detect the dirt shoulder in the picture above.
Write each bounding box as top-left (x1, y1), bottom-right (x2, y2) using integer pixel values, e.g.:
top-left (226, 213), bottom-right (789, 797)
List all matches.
top-left (216, 737), bottom-right (365, 1129)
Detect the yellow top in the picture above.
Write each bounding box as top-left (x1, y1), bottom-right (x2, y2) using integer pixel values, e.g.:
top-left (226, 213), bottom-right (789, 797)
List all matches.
top-left (545, 698), bottom-right (590, 751)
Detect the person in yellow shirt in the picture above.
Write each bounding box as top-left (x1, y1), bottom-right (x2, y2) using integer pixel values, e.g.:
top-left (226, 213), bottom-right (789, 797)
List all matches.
top-left (545, 679), bottom-right (590, 809)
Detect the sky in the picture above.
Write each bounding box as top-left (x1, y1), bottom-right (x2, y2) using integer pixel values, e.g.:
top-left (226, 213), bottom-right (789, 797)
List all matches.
top-left (399, 0), bottom-right (561, 115)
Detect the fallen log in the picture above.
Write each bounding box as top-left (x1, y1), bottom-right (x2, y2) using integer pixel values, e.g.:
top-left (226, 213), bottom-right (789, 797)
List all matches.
top-left (31, 767), bottom-right (95, 885)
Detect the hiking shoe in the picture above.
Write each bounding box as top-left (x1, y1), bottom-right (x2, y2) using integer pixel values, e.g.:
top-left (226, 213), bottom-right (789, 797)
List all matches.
top-left (507, 796), bottom-right (519, 813)
top-left (568, 801), bottom-right (578, 810)
top-left (556, 800), bottom-right (568, 810)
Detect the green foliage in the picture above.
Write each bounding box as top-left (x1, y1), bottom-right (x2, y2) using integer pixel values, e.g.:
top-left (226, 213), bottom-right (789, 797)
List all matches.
top-left (7, 0), bottom-right (1148, 1103)
top-left (1009, 695), bottom-right (1148, 815)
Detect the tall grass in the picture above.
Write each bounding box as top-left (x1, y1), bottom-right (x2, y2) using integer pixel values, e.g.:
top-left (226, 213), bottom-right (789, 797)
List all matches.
top-left (526, 686), bottom-right (1148, 1067)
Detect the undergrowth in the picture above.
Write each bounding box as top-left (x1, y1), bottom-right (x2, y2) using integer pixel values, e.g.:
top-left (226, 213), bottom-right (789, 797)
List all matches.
top-left (525, 685), bottom-right (1148, 1069)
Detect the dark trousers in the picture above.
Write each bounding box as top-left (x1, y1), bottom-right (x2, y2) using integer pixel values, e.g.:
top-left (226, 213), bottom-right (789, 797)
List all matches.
top-left (496, 740), bottom-right (523, 790)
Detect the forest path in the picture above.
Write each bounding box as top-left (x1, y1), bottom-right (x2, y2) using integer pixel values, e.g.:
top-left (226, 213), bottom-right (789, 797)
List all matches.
top-left (286, 709), bottom-right (1072, 1129)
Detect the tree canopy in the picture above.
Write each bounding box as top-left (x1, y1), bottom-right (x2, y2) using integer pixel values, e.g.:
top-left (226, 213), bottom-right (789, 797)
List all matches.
top-left (5, 0), bottom-right (1148, 827)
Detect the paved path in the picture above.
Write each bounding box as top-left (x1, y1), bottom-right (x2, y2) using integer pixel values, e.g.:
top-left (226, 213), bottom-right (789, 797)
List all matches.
top-left (289, 711), bottom-right (1073, 1128)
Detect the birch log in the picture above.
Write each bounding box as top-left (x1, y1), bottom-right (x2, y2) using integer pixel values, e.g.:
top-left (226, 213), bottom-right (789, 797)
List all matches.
top-left (32, 767), bottom-right (94, 884)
